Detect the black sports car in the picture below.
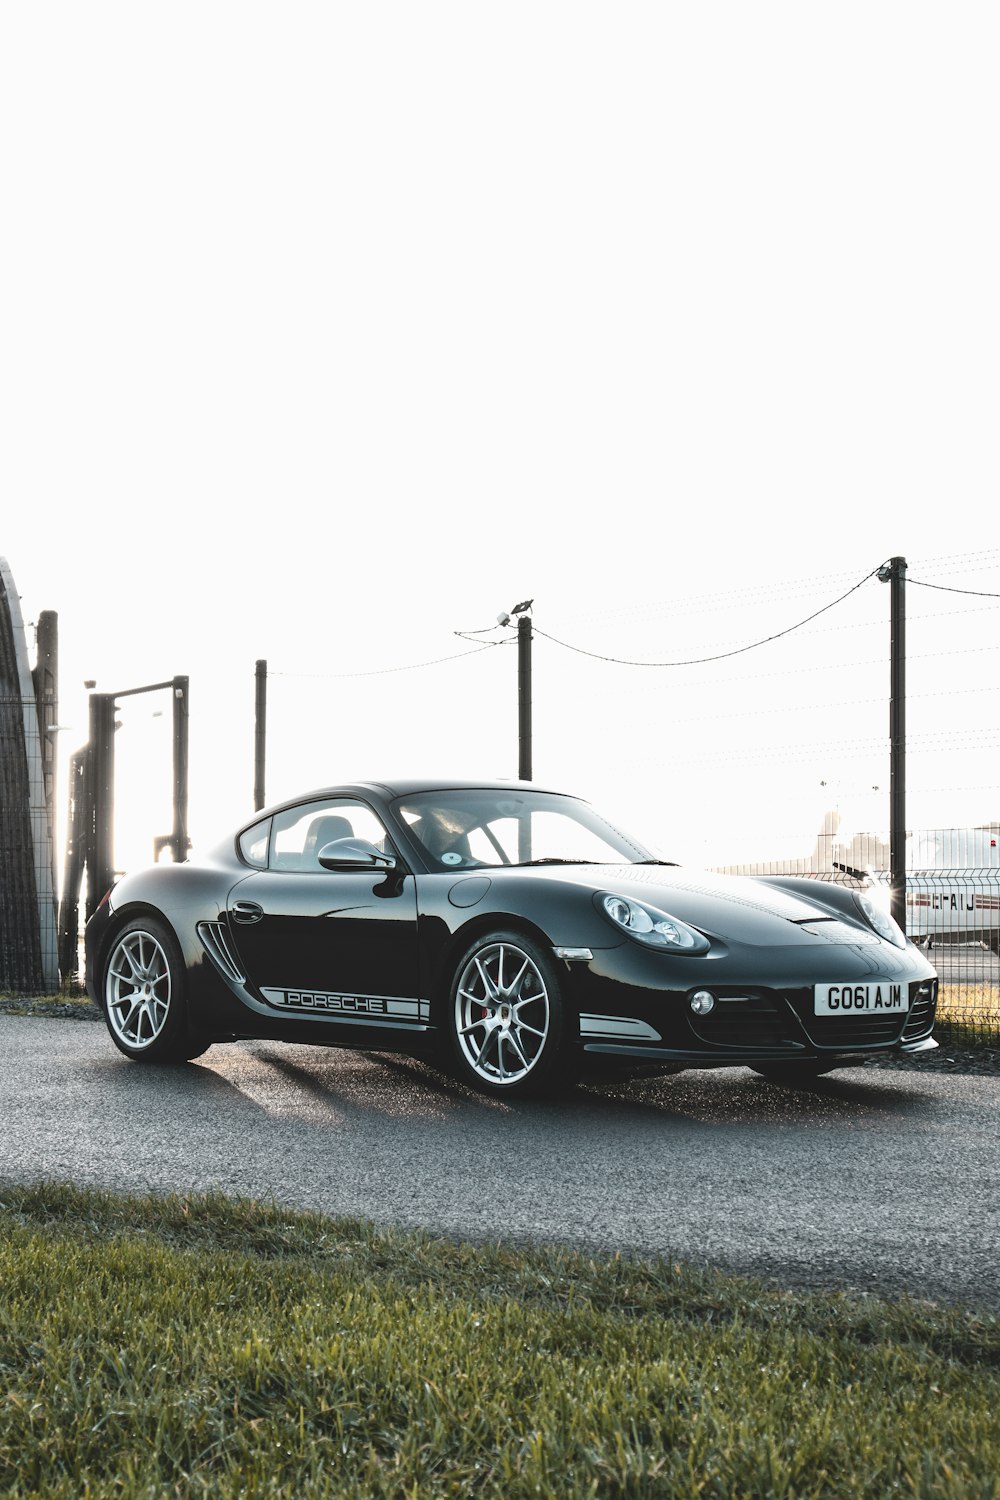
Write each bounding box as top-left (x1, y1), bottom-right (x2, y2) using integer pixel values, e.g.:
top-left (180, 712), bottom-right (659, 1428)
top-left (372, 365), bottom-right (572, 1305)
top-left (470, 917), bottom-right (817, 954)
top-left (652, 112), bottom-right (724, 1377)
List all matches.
top-left (85, 779), bottom-right (939, 1095)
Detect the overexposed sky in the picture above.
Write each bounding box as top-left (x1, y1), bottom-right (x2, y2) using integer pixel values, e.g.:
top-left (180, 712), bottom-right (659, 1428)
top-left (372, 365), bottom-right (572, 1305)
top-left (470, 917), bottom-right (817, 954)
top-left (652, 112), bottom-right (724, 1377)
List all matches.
top-left (2, 3), bottom-right (998, 873)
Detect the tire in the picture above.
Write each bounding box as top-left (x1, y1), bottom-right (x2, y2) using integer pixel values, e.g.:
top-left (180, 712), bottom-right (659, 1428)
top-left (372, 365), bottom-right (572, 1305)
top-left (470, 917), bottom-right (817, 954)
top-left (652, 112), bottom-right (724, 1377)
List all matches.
top-left (101, 916), bottom-right (210, 1062)
top-left (750, 1061), bottom-right (838, 1084)
top-left (448, 929), bottom-right (577, 1097)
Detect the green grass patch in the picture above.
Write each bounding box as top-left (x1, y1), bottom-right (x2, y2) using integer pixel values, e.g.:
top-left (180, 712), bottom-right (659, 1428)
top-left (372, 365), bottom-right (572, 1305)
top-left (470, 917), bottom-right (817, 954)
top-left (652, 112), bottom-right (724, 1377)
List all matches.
top-left (0, 1185), bottom-right (997, 1498)
top-left (937, 982), bottom-right (1000, 1020)
top-left (934, 1015), bottom-right (1000, 1050)
top-left (0, 994), bottom-right (94, 1012)
top-left (936, 983), bottom-right (1000, 1047)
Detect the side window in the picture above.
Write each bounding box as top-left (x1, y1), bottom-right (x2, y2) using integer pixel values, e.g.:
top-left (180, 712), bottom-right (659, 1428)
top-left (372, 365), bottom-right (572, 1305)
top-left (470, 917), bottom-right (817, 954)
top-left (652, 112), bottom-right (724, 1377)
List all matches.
top-left (343, 805), bottom-right (392, 850)
top-left (238, 818), bottom-right (271, 868)
top-left (268, 800), bottom-right (393, 871)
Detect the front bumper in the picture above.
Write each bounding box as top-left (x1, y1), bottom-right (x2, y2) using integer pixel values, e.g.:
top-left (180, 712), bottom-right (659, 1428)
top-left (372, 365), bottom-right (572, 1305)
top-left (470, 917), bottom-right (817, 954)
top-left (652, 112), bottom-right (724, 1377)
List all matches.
top-left (562, 941), bottom-right (939, 1067)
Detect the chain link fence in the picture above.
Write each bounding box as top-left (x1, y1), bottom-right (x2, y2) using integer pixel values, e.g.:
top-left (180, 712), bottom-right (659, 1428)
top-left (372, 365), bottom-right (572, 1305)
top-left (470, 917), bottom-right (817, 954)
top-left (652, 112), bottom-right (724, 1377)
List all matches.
top-left (0, 693), bottom-right (59, 995)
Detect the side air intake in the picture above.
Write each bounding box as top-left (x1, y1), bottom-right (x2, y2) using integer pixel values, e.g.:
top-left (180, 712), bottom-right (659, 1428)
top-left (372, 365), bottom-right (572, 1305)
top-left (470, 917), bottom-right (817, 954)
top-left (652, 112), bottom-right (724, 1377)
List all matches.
top-left (197, 921), bottom-right (246, 985)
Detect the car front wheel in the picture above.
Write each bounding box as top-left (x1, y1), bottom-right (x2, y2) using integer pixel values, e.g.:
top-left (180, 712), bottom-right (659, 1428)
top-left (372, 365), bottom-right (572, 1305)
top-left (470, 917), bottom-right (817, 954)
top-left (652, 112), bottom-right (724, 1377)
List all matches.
top-left (102, 917), bottom-right (209, 1062)
top-left (449, 930), bottom-right (576, 1097)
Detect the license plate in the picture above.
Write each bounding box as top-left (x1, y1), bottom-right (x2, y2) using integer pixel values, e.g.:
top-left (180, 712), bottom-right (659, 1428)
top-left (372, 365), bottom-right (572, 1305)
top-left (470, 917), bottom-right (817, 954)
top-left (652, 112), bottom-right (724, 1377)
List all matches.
top-left (814, 982), bottom-right (907, 1015)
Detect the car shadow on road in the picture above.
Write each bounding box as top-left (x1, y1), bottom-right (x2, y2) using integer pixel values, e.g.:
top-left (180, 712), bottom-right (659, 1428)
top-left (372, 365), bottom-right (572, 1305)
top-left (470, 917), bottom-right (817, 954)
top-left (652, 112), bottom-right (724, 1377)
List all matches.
top-left (576, 1065), bottom-right (936, 1125)
top-left (93, 1043), bottom-right (528, 1128)
top-left (355, 1052), bottom-right (938, 1131)
top-left (91, 1040), bottom-right (939, 1137)
top-left (90, 1054), bottom-right (275, 1115)
top-left (251, 1045), bottom-right (501, 1119)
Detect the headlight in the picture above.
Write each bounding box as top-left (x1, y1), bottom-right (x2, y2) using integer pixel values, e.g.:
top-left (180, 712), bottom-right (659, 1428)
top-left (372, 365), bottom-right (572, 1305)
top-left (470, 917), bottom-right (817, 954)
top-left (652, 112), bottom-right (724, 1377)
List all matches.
top-left (853, 890), bottom-right (907, 948)
top-left (598, 892), bottom-right (709, 952)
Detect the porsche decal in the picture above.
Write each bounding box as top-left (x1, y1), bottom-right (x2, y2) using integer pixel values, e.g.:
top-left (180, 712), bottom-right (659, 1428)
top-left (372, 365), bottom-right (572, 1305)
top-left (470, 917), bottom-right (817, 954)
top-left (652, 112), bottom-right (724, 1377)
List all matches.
top-left (261, 987), bottom-right (428, 1021)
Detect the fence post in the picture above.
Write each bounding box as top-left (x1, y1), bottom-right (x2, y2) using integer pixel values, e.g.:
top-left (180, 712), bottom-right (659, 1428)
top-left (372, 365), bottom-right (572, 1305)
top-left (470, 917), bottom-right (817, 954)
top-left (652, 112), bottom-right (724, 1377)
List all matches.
top-left (87, 691), bottom-right (116, 919)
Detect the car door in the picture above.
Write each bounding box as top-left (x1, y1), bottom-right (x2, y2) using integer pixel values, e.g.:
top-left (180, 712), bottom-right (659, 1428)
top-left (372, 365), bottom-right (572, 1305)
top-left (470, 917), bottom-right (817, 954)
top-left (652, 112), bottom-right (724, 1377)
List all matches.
top-left (225, 797), bottom-right (423, 1025)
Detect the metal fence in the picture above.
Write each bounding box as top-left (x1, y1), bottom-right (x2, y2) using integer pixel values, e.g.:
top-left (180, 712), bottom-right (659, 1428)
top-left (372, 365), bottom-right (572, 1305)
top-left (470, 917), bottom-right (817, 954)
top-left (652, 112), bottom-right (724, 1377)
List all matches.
top-left (718, 847), bottom-right (1000, 1047)
top-left (1, 561), bottom-right (59, 994)
top-left (0, 694), bottom-right (59, 994)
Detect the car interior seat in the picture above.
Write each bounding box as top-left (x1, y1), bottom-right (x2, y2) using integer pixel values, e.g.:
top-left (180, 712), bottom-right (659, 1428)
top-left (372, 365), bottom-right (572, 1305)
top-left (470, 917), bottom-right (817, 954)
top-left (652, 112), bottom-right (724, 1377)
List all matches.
top-left (413, 813), bottom-right (474, 866)
top-left (303, 814), bottom-right (355, 864)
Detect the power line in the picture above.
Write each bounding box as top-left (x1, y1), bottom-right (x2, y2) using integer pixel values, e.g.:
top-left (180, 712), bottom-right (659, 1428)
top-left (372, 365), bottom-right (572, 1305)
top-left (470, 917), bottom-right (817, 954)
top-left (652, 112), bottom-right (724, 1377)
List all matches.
top-left (547, 548), bottom-right (1000, 630)
top-left (906, 547), bottom-right (1000, 578)
top-left (528, 568), bottom-right (883, 667)
top-left (268, 638), bottom-right (512, 680)
top-left (907, 577), bottom-right (1000, 599)
top-left (270, 559), bottom-right (998, 682)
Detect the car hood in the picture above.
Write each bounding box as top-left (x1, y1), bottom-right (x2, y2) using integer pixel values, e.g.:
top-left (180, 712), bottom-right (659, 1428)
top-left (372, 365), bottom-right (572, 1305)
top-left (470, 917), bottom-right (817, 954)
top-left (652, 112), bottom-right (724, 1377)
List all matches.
top-left (492, 863), bottom-right (878, 947)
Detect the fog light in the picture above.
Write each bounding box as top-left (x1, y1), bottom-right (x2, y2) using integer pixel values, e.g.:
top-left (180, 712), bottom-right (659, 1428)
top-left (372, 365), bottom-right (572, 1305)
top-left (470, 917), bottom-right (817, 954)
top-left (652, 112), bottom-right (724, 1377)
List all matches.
top-left (689, 990), bottom-right (716, 1015)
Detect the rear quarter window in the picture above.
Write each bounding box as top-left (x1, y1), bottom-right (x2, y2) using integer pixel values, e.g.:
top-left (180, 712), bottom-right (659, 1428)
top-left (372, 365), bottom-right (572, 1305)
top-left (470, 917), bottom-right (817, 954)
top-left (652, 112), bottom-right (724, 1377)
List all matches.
top-left (238, 818), bottom-right (270, 868)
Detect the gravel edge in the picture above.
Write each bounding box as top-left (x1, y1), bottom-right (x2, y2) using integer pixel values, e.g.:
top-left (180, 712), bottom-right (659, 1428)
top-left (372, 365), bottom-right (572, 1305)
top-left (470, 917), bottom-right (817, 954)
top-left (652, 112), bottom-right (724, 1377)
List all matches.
top-left (0, 997), bottom-right (100, 1022)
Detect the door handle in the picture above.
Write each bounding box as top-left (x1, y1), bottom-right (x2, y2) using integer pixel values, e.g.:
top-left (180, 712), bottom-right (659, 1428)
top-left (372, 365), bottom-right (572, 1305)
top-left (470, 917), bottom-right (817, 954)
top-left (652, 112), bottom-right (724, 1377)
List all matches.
top-left (230, 900), bottom-right (264, 924)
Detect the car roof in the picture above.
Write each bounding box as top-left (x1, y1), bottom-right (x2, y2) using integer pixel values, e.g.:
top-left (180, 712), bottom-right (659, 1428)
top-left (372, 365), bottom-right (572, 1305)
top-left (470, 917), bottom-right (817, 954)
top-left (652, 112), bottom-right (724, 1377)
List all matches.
top-left (248, 779), bottom-right (582, 823)
top-left (339, 778), bottom-right (568, 798)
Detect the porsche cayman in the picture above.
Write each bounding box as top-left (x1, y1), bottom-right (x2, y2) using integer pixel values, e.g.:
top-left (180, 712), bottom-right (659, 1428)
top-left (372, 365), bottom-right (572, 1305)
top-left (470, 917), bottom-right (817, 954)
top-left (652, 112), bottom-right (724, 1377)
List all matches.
top-left (85, 779), bottom-right (939, 1095)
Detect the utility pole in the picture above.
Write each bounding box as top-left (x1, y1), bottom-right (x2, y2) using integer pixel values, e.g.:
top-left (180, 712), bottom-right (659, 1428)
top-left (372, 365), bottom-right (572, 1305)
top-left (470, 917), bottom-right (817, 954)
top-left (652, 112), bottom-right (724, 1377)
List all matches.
top-left (254, 659), bottom-right (267, 811)
top-left (499, 600), bottom-right (534, 780)
top-left (171, 675), bottom-right (189, 865)
top-left (878, 557), bottom-right (907, 933)
top-left (518, 614), bottom-right (532, 781)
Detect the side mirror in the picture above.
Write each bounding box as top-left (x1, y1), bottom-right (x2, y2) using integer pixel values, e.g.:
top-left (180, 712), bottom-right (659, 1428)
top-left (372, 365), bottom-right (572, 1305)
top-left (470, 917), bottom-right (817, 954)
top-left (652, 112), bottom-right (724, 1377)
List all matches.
top-left (317, 838), bottom-right (397, 872)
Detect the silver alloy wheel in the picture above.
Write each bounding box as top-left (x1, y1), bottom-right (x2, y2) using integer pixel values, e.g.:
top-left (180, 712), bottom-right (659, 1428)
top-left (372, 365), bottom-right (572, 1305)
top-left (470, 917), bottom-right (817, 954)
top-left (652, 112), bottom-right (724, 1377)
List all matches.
top-left (454, 940), bottom-right (551, 1086)
top-left (105, 927), bottom-right (172, 1050)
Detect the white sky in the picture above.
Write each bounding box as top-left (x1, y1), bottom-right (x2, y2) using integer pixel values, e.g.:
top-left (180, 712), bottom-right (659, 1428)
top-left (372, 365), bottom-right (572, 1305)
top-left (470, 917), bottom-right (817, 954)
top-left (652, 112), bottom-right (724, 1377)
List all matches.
top-left (2, 3), bottom-right (998, 875)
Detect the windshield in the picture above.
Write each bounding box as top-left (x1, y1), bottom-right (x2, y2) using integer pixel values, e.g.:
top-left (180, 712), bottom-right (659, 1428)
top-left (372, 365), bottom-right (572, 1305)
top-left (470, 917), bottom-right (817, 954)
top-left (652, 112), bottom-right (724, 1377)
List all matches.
top-left (394, 788), bottom-right (657, 871)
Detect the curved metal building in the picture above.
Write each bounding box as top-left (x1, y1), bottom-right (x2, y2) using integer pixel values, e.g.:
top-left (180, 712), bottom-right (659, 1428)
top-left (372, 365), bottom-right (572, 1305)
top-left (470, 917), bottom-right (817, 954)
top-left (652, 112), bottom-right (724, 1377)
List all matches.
top-left (0, 557), bottom-right (58, 991)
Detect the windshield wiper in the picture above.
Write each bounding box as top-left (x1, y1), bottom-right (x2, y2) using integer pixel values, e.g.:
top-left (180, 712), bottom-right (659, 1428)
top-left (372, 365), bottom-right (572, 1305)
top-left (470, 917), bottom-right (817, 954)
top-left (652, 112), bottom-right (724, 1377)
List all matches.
top-left (634, 859), bottom-right (680, 866)
top-left (512, 857), bottom-right (601, 866)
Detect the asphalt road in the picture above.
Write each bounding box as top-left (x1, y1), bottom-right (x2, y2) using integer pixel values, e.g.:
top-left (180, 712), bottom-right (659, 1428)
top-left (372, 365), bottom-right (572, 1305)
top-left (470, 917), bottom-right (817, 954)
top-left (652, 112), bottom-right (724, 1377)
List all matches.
top-left (2, 1016), bottom-right (997, 1313)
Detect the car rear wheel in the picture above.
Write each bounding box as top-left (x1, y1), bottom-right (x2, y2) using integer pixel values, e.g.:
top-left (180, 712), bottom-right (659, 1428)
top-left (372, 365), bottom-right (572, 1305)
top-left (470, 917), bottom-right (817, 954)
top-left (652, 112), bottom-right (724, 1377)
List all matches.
top-left (102, 917), bottom-right (209, 1062)
top-left (449, 930), bottom-right (576, 1097)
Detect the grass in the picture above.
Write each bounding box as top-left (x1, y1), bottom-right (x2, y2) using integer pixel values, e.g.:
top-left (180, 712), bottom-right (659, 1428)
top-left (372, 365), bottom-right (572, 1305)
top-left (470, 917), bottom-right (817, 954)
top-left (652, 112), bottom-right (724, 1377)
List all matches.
top-left (936, 983), bottom-right (1000, 1047)
top-left (0, 994), bottom-right (94, 1014)
top-left (0, 1185), bottom-right (997, 1498)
